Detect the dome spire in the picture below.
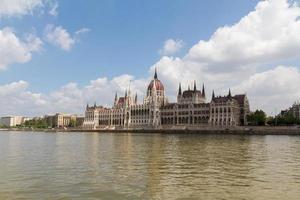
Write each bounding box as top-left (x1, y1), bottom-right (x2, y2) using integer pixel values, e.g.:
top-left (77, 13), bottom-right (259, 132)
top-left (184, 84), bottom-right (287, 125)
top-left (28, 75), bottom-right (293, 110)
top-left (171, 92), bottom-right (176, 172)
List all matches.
top-left (154, 68), bottom-right (158, 79)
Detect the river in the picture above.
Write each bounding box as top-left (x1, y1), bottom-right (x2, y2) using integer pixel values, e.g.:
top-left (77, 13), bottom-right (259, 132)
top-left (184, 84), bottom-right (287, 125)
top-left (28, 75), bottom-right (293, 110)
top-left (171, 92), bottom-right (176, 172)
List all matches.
top-left (0, 131), bottom-right (300, 200)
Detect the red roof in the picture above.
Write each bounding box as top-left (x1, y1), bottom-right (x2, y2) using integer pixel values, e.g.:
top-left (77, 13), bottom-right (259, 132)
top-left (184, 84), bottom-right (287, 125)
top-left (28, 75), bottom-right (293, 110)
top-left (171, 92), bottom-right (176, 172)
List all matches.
top-left (182, 90), bottom-right (202, 98)
top-left (233, 95), bottom-right (246, 106)
top-left (147, 79), bottom-right (164, 91)
top-left (212, 96), bottom-right (233, 103)
top-left (118, 97), bottom-right (125, 104)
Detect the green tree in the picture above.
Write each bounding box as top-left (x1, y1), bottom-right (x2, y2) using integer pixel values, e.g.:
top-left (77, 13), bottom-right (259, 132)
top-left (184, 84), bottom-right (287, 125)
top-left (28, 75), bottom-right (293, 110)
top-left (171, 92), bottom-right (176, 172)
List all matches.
top-left (22, 118), bottom-right (48, 129)
top-left (274, 112), bottom-right (300, 126)
top-left (69, 119), bottom-right (77, 127)
top-left (247, 110), bottom-right (267, 126)
top-left (266, 116), bottom-right (275, 125)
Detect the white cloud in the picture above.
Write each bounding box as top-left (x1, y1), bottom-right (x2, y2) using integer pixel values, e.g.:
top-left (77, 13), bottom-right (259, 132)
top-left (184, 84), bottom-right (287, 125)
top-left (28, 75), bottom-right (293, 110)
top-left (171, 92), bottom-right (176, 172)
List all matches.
top-left (0, 27), bottom-right (42, 70)
top-left (2, 0), bottom-right (300, 116)
top-left (0, 75), bottom-right (148, 116)
top-left (150, 0), bottom-right (300, 114)
top-left (48, 1), bottom-right (58, 16)
top-left (0, 0), bottom-right (43, 17)
top-left (0, 81), bottom-right (47, 116)
top-left (44, 25), bottom-right (90, 51)
top-left (232, 66), bottom-right (300, 115)
top-left (0, 0), bottom-right (58, 18)
top-left (160, 39), bottom-right (183, 55)
top-left (186, 0), bottom-right (300, 72)
top-left (1, 64), bottom-right (299, 117)
top-left (75, 28), bottom-right (90, 35)
top-left (44, 25), bottom-right (75, 51)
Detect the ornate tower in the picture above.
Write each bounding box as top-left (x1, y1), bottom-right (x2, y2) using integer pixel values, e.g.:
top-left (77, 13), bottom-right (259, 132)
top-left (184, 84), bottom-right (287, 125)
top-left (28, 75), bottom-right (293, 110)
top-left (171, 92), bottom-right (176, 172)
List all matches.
top-left (114, 92), bottom-right (118, 107)
top-left (177, 82), bottom-right (182, 103)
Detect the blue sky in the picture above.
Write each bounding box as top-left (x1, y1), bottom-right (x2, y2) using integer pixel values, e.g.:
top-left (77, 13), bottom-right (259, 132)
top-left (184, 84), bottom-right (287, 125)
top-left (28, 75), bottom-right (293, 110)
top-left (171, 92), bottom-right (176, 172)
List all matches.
top-left (1, 0), bottom-right (300, 116)
top-left (0, 0), bottom-right (260, 93)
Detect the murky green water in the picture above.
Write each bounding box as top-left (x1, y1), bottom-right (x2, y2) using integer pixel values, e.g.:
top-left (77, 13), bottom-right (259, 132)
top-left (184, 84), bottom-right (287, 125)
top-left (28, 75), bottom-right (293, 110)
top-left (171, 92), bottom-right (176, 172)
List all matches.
top-left (0, 131), bottom-right (300, 200)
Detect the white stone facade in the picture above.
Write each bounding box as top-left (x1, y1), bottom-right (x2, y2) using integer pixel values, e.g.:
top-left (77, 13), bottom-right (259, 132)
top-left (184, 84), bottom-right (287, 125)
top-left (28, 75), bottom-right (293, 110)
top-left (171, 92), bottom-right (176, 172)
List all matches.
top-left (0, 116), bottom-right (30, 127)
top-left (83, 70), bottom-right (250, 130)
top-left (83, 70), bottom-right (167, 129)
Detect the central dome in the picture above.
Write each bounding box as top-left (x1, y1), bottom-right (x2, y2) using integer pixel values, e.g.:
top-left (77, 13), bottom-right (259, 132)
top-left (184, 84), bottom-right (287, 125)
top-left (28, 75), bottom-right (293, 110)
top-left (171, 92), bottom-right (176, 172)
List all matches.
top-left (147, 69), bottom-right (164, 91)
top-left (148, 79), bottom-right (164, 91)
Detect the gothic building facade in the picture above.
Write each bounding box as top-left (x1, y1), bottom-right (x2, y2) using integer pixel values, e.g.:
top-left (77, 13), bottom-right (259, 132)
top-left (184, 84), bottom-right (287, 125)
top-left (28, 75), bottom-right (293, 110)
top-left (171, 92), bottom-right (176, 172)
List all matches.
top-left (83, 70), bottom-right (250, 129)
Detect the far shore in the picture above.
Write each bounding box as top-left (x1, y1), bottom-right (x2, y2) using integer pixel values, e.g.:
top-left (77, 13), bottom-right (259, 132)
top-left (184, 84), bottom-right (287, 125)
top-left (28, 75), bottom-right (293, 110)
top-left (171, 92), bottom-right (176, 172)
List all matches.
top-left (1, 126), bottom-right (300, 135)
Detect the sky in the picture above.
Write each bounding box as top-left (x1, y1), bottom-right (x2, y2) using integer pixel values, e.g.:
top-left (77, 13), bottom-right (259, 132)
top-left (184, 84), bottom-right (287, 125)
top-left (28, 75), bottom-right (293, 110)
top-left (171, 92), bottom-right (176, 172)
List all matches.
top-left (0, 0), bottom-right (300, 117)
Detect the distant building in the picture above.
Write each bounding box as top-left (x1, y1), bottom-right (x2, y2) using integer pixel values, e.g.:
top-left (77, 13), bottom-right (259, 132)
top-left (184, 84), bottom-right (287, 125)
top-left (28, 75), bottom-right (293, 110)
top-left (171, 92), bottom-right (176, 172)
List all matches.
top-left (83, 69), bottom-right (250, 130)
top-left (291, 102), bottom-right (300, 119)
top-left (281, 102), bottom-right (300, 120)
top-left (45, 113), bottom-right (77, 128)
top-left (0, 116), bottom-right (30, 127)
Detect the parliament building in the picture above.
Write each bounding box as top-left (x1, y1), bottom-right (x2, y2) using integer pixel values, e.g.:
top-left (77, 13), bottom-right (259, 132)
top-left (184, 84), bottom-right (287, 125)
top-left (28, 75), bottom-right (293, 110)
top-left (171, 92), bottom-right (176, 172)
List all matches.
top-left (83, 70), bottom-right (250, 130)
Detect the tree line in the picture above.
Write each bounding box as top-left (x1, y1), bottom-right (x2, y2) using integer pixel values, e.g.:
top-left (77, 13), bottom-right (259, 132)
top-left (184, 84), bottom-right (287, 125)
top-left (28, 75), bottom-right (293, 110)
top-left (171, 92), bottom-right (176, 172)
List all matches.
top-left (247, 110), bottom-right (300, 126)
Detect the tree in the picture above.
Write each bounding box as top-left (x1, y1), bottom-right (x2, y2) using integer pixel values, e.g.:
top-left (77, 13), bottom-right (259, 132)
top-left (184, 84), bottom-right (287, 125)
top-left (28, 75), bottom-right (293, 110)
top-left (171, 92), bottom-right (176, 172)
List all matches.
top-left (69, 119), bottom-right (77, 127)
top-left (266, 116), bottom-right (275, 125)
top-left (22, 118), bottom-right (48, 129)
top-left (247, 110), bottom-right (267, 126)
top-left (274, 112), bottom-right (300, 126)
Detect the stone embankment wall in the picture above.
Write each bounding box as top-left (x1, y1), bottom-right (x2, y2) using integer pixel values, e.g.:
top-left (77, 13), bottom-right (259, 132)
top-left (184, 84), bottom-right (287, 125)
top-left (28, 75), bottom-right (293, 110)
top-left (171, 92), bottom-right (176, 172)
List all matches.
top-left (1, 126), bottom-right (300, 135)
top-left (69, 126), bottom-right (300, 135)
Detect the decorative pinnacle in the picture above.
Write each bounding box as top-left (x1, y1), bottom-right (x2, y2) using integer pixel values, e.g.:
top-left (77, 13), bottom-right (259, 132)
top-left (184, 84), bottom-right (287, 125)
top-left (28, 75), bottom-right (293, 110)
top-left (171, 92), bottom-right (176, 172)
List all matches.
top-left (154, 68), bottom-right (158, 79)
top-left (228, 88), bottom-right (232, 97)
top-left (178, 82), bottom-right (182, 95)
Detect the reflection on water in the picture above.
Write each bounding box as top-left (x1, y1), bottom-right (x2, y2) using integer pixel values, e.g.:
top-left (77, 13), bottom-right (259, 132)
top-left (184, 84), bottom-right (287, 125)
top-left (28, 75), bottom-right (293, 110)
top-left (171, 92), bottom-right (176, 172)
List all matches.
top-left (0, 132), bottom-right (300, 200)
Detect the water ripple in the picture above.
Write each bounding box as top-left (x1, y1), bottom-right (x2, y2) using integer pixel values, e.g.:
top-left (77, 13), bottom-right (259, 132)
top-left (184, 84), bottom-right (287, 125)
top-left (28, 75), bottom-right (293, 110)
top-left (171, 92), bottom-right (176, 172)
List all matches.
top-left (1, 132), bottom-right (300, 200)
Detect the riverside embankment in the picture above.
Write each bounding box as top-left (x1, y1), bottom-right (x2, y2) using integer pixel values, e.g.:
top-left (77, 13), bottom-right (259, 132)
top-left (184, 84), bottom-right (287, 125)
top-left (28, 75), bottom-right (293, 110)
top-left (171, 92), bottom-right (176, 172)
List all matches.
top-left (2, 126), bottom-right (300, 135)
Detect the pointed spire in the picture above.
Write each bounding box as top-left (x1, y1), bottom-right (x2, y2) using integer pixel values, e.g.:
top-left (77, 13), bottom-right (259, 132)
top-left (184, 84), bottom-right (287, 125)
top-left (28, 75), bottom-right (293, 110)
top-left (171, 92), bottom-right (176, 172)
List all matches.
top-left (125, 89), bottom-right (127, 98)
top-left (228, 88), bottom-right (232, 98)
top-left (86, 103), bottom-right (89, 109)
top-left (202, 83), bottom-right (205, 97)
top-left (154, 68), bottom-right (158, 79)
top-left (135, 93), bottom-right (138, 103)
top-left (128, 80), bottom-right (131, 95)
top-left (212, 90), bottom-right (215, 99)
top-left (94, 102), bottom-right (97, 108)
top-left (178, 82), bottom-right (182, 95)
top-left (193, 80), bottom-right (197, 91)
top-left (188, 85), bottom-right (190, 91)
top-left (115, 92), bottom-right (118, 101)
